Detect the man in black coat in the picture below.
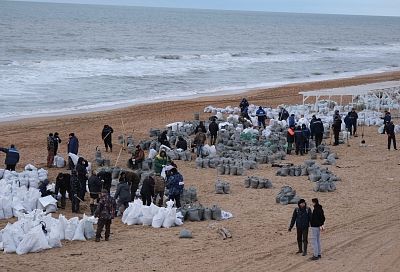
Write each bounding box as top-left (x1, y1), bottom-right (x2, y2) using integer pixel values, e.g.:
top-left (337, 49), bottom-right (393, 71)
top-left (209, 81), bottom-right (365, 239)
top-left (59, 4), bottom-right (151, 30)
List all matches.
top-left (88, 170), bottom-right (103, 215)
top-left (309, 115), bottom-right (317, 140)
top-left (76, 157), bottom-right (88, 201)
top-left (386, 121), bottom-right (397, 150)
top-left (289, 199), bottom-right (312, 256)
top-left (70, 169), bottom-right (81, 213)
top-left (55, 172), bottom-right (71, 209)
top-left (313, 118), bottom-right (324, 148)
top-left (208, 119), bottom-right (219, 146)
top-left (102, 125), bottom-right (114, 152)
top-left (332, 116), bottom-right (342, 146)
top-left (141, 174), bottom-right (155, 206)
top-left (348, 108), bottom-right (358, 136)
top-left (53, 132), bottom-right (62, 155)
top-left (310, 198), bottom-right (325, 260)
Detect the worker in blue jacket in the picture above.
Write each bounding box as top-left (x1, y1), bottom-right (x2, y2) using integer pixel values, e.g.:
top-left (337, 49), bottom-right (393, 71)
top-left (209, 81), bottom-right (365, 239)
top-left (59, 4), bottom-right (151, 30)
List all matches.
top-left (0, 144), bottom-right (20, 171)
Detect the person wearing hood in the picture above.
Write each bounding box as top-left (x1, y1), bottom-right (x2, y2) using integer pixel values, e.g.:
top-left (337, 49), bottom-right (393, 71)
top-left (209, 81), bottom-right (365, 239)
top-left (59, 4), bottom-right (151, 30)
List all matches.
top-left (166, 167), bottom-right (184, 208)
top-left (101, 125), bottom-right (114, 152)
top-left (70, 169), bottom-right (81, 213)
top-left (288, 199), bottom-right (312, 256)
top-left (75, 157), bottom-right (88, 201)
top-left (310, 198), bottom-right (325, 260)
top-left (114, 172), bottom-right (131, 214)
top-left (154, 150), bottom-right (171, 174)
top-left (0, 144), bottom-right (20, 171)
top-left (256, 106), bottom-right (267, 129)
top-left (88, 170), bottom-right (103, 215)
top-left (176, 136), bottom-right (188, 151)
top-left (286, 125), bottom-right (295, 155)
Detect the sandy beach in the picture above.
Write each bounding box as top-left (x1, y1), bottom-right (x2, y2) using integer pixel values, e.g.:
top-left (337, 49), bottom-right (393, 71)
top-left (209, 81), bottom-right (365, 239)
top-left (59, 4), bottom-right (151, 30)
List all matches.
top-left (1, 71), bottom-right (400, 272)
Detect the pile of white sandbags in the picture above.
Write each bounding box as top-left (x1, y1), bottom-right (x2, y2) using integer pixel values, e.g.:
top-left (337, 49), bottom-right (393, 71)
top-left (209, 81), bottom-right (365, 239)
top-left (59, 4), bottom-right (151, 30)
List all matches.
top-left (0, 210), bottom-right (97, 255)
top-left (122, 199), bottom-right (183, 229)
top-left (0, 165), bottom-right (52, 219)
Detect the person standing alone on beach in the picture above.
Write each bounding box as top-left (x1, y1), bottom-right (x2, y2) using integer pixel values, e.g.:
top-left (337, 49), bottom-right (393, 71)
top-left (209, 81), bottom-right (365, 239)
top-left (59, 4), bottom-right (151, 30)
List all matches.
top-left (310, 198), bottom-right (325, 260)
top-left (101, 125), bottom-right (114, 152)
top-left (256, 106), bottom-right (267, 129)
top-left (386, 121), bottom-right (397, 150)
top-left (288, 199), bottom-right (311, 256)
top-left (209, 118), bottom-right (219, 145)
top-left (0, 144), bottom-right (20, 171)
top-left (47, 133), bottom-right (55, 167)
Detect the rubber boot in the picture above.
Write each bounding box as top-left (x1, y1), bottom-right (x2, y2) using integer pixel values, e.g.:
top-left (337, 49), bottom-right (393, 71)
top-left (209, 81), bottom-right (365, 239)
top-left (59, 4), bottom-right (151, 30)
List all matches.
top-left (302, 243), bottom-right (307, 256)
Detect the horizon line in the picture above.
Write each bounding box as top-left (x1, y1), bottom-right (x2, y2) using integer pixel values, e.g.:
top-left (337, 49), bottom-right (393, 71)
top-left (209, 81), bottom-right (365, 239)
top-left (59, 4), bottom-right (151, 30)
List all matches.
top-left (7, 0), bottom-right (400, 18)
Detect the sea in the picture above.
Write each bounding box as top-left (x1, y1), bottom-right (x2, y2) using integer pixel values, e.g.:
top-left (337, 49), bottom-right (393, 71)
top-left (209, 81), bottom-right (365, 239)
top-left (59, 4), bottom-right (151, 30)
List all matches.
top-left (1, 1), bottom-right (400, 120)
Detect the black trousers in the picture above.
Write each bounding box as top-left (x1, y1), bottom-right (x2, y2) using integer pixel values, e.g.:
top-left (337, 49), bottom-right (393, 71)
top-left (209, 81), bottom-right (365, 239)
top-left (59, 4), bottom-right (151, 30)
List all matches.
top-left (352, 122), bottom-right (357, 134)
top-left (297, 228), bottom-right (309, 252)
top-left (169, 194), bottom-right (181, 208)
top-left (71, 195), bottom-right (80, 213)
top-left (96, 219), bottom-right (111, 239)
top-left (388, 134), bottom-right (397, 149)
top-left (104, 138), bottom-right (112, 151)
top-left (295, 141), bottom-right (304, 155)
top-left (333, 129), bottom-right (340, 145)
top-left (142, 194), bottom-right (152, 206)
top-left (210, 134), bottom-right (218, 146)
top-left (6, 164), bottom-right (16, 171)
top-left (79, 180), bottom-right (86, 201)
top-left (314, 133), bottom-right (323, 148)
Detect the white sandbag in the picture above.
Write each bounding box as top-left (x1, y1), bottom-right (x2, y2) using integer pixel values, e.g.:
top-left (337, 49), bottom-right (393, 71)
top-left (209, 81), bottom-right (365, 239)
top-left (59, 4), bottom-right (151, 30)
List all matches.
top-left (149, 203), bottom-right (160, 217)
top-left (16, 225), bottom-right (50, 255)
top-left (72, 219), bottom-right (86, 241)
top-left (148, 148), bottom-right (157, 159)
top-left (151, 207), bottom-right (167, 228)
top-left (122, 202), bottom-right (134, 224)
top-left (2, 196), bottom-right (13, 219)
top-left (47, 224), bottom-right (62, 248)
top-left (162, 207), bottom-right (177, 228)
top-left (24, 164), bottom-right (37, 171)
top-left (83, 220), bottom-right (96, 240)
top-left (58, 214), bottom-right (67, 240)
top-left (126, 199), bottom-right (143, 225)
top-left (159, 145), bottom-right (171, 152)
top-left (2, 224), bottom-right (17, 253)
top-left (64, 217), bottom-right (79, 241)
top-left (54, 155), bottom-right (65, 168)
top-left (39, 195), bottom-right (57, 208)
top-left (68, 153), bottom-right (79, 165)
top-left (378, 125), bottom-right (384, 134)
top-left (141, 206), bottom-right (153, 226)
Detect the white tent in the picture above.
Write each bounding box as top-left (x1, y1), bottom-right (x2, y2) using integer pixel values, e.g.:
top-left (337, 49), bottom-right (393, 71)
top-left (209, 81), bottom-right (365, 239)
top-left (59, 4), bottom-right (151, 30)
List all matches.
top-left (299, 81), bottom-right (400, 110)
